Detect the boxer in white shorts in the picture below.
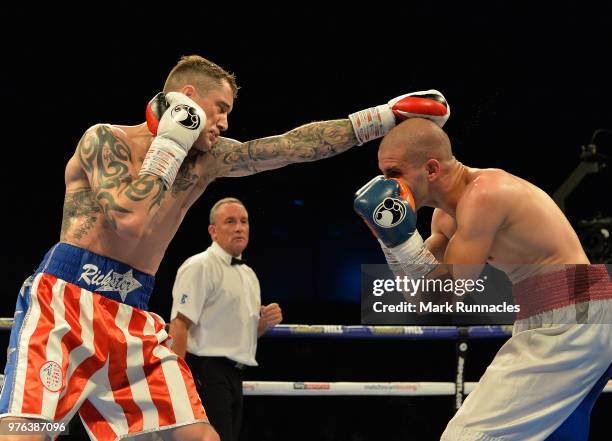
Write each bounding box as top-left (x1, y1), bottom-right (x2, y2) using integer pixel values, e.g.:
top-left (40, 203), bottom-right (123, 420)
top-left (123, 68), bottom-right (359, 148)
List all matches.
top-left (354, 118), bottom-right (612, 440)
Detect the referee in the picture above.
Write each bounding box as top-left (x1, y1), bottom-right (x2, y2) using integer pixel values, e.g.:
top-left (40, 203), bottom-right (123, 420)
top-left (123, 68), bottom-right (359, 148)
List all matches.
top-left (169, 197), bottom-right (282, 441)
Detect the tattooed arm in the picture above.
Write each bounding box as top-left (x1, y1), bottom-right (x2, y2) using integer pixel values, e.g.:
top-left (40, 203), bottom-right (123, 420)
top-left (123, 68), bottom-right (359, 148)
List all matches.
top-left (77, 124), bottom-right (167, 240)
top-left (210, 119), bottom-right (358, 177)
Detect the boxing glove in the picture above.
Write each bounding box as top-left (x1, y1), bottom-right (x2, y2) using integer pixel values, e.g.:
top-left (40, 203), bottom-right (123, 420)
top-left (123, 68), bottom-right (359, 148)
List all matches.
top-left (349, 90), bottom-right (450, 145)
top-left (145, 92), bottom-right (169, 136)
top-left (354, 175), bottom-right (417, 247)
top-left (139, 92), bottom-right (206, 189)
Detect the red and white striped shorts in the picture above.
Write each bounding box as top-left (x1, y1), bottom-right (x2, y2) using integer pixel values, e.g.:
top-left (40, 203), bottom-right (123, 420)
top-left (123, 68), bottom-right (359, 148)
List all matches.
top-left (0, 271), bottom-right (208, 440)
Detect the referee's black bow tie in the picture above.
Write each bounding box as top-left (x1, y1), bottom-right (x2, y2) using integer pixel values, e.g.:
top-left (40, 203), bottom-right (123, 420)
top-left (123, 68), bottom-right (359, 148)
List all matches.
top-left (231, 257), bottom-right (245, 265)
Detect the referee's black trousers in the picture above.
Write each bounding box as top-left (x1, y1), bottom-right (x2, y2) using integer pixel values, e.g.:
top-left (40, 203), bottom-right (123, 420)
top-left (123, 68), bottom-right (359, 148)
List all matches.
top-left (185, 354), bottom-right (244, 441)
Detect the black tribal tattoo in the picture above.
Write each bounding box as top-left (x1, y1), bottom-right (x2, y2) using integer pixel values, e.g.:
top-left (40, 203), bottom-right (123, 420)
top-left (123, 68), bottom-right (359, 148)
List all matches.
top-left (77, 125), bottom-right (165, 230)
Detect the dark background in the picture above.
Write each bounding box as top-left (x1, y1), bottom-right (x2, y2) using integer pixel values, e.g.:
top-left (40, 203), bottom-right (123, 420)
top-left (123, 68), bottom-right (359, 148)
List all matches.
top-left (1, 3), bottom-right (611, 440)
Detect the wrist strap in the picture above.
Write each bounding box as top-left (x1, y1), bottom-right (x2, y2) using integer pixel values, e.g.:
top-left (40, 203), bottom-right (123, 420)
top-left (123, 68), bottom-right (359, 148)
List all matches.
top-left (139, 138), bottom-right (186, 190)
top-left (348, 105), bottom-right (395, 145)
top-left (379, 231), bottom-right (438, 278)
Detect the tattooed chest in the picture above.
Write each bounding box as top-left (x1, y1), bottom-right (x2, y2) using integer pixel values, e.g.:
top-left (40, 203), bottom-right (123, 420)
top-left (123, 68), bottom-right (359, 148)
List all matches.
top-left (170, 164), bottom-right (201, 197)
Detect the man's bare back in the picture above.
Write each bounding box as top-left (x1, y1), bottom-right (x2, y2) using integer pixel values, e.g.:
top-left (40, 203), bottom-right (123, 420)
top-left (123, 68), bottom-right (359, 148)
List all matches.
top-left (430, 168), bottom-right (589, 282)
top-left (374, 118), bottom-right (589, 283)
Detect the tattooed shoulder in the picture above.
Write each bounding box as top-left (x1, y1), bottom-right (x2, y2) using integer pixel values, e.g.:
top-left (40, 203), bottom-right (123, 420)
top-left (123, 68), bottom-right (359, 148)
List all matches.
top-left (76, 124), bottom-right (165, 228)
top-left (78, 124), bottom-right (133, 186)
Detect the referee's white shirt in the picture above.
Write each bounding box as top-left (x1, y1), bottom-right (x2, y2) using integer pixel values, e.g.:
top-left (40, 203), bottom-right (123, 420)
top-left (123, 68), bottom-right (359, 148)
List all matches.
top-left (170, 241), bottom-right (261, 366)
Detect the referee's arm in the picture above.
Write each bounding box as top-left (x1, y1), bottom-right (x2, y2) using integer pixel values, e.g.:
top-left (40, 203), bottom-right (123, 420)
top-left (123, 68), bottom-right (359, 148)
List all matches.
top-left (169, 312), bottom-right (194, 358)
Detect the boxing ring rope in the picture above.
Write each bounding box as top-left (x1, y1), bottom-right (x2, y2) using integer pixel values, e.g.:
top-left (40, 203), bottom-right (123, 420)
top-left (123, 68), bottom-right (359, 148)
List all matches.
top-left (0, 320), bottom-right (514, 338)
top-left (243, 381), bottom-right (612, 396)
top-left (0, 321), bottom-right (610, 400)
top-left (257, 324), bottom-right (612, 400)
top-left (265, 324), bottom-right (513, 339)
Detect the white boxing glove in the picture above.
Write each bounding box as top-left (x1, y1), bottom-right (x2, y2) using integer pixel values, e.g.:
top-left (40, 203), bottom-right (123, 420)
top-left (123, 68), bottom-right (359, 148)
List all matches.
top-left (349, 90), bottom-right (450, 145)
top-left (139, 92), bottom-right (206, 189)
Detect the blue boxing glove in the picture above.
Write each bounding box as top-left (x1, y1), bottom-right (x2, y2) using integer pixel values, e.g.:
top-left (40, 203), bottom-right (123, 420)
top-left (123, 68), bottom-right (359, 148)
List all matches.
top-left (354, 176), bottom-right (417, 248)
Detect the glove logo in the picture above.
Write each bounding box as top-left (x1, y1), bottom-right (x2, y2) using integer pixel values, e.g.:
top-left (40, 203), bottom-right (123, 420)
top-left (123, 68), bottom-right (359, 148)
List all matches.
top-left (373, 197), bottom-right (406, 228)
top-left (171, 104), bottom-right (201, 130)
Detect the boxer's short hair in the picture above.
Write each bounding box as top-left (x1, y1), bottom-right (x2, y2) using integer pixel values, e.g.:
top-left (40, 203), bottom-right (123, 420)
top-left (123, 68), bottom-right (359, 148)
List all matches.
top-left (164, 55), bottom-right (239, 98)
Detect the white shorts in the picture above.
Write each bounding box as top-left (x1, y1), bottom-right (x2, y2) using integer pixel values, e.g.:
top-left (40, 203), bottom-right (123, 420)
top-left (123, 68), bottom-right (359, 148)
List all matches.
top-left (442, 265), bottom-right (612, 441)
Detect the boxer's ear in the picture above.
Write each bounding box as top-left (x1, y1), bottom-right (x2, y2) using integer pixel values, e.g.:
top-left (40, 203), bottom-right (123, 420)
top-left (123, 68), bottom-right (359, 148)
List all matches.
top-left (425, 159), bottom-right (442, 183)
